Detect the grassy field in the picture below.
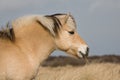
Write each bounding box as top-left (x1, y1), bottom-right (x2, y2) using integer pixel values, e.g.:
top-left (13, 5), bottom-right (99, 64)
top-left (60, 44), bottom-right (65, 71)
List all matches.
top-left (35, 55), bottom-right (120, 80)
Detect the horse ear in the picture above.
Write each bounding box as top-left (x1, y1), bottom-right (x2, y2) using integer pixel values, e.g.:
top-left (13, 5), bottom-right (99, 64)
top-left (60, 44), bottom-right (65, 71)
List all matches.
top-left (62, 13), bottom-right (70, 25)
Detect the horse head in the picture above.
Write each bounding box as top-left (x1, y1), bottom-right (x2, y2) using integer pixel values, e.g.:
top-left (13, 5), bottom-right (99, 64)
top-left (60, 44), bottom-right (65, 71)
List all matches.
top-left (38, 13), bottom-right (89, 58)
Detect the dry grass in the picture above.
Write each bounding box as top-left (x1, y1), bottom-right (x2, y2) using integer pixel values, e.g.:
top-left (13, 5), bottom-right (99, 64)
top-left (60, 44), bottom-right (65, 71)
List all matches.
top-left (35, 55), bottom-right (120, 80)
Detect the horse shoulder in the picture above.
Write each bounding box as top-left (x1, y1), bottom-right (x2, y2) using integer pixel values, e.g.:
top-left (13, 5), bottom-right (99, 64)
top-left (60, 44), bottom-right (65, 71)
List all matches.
top-left (0, 40), bottom-right (35, 80)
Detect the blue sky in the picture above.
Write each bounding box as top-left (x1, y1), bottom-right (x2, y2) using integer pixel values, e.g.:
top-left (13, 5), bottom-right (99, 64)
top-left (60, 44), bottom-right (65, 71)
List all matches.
top-left (0, 0), bottom-right (120, 56)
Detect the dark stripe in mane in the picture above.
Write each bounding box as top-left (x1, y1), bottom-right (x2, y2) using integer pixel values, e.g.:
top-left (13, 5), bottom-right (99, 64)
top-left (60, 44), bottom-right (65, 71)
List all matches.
top-left (36, 19), bottom-right (49, 32)
top-left (0, 23), bottom-right (15, 41)
top-left (50, 16), bottom-right (62, 35)
top-left (47, 13), bottom-right (66, 17)
top-left (45, 15), bottom-right (62, 36)
top-left (45, 14), bottom-right (62, 30)
top-left (36, 14), bottom-right (62, 37)
top-left (48, 13), bottom-right (77, 28)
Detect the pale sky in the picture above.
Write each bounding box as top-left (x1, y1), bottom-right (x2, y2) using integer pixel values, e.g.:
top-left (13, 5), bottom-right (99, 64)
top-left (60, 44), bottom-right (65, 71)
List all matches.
top-left (0, 0), bottom-right (120, 56)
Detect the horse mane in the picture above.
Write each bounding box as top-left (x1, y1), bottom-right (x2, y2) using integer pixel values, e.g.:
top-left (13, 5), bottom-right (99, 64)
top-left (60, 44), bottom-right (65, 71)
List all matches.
top-left (0, 23), bottom-right (15, 41)
top-left (0, 13), bottom-right (76, 41)
top-left (36, 13), bottom-right (76, 37)
top-left (36, 14), bottom-right (62, 37)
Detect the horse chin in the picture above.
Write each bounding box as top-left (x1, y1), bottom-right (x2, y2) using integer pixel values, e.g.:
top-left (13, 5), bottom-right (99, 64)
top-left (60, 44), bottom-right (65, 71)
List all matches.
top-left (65, 49), bottom-right (81, 59)
top-left (76, 52), bottom-right (83, 58)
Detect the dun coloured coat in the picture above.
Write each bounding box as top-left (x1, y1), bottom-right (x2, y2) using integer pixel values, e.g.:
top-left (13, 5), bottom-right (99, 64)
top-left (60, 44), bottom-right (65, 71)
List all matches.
top-left (0, 13), bottom-right (89, 80)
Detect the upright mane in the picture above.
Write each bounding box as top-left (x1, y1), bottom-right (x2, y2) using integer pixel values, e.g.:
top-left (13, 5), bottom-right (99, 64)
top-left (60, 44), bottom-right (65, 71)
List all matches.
top-left (0, 13), bottom-right (76, 41)
top-left (0, 23), bottom-right (15, 41)
top-left (36, 13), bottom-right (76, 37)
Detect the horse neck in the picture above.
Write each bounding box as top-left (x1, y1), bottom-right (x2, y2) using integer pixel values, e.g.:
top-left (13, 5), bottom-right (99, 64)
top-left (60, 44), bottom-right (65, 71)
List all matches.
top-left (13, 21), bottom-right (56, 66)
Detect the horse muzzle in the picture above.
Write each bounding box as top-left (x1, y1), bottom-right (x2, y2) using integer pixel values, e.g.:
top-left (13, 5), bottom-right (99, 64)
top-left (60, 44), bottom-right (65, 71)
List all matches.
top-left (79, 47), bottom-right (89, 58)
top-left (77, 46), bottom-right (89, 58)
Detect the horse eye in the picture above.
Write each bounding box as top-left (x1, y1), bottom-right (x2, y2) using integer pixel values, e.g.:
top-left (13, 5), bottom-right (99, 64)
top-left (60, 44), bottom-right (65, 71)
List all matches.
top-left (68, 31), bottom-right (74, 35)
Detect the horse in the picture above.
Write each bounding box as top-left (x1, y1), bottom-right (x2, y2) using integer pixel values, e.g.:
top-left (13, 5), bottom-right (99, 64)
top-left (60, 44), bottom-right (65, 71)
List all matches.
top-left (0, 13), bottom-right (89, 80)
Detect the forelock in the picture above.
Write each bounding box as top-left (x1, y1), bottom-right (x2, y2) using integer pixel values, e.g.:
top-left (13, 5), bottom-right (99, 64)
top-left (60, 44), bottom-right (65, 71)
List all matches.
top-left (67, 15), bottom-right (77, 30)
top-left (52, 14), bottom-right (77, 30)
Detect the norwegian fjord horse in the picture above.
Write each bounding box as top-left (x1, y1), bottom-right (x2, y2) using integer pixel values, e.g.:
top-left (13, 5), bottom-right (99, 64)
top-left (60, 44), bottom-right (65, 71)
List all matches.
top-left (0, 13), bottom-right (89, 80)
